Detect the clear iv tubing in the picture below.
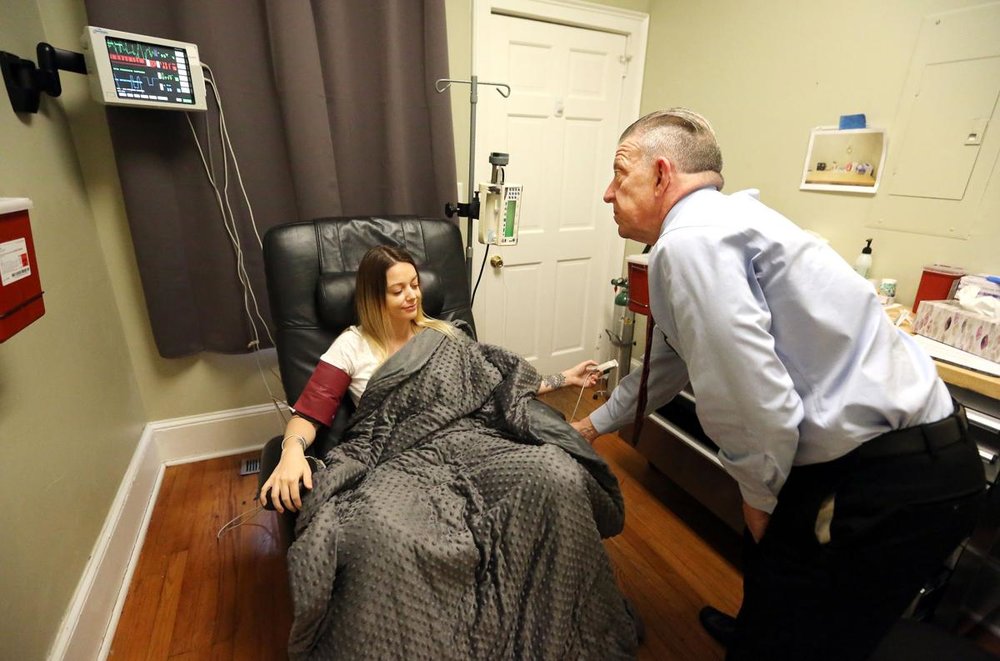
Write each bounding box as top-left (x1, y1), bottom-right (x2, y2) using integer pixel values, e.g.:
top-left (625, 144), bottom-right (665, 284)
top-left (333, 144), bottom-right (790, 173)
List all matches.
top-left (570, 383), bottom-right (587, 422)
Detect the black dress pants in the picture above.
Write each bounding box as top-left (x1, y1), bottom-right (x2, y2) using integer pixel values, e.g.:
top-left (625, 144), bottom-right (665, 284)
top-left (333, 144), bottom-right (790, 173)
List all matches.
top-left (730, 410), bottom-right (986, 661)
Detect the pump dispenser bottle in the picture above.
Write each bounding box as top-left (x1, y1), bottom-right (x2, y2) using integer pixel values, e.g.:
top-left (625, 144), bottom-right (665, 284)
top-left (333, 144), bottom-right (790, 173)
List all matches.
top-left (853, 238), bottom-right (873, 277)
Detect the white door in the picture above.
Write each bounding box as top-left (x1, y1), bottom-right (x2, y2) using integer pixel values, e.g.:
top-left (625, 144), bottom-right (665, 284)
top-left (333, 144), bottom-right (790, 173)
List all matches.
top-left (472, 13), bottom-right (631, 376)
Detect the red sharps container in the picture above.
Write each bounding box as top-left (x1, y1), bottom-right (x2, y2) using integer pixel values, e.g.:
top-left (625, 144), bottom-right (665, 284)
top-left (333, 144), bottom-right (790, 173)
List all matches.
top-left (912, 264), bottom-right (965, 313)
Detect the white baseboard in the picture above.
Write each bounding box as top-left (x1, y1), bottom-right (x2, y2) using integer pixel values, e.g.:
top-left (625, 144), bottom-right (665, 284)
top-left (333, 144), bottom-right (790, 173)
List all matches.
top-left (48, 403), bottom-right (286, 661)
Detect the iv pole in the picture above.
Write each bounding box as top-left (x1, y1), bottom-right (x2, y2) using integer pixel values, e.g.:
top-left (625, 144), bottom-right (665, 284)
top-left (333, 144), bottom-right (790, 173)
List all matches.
top-left (434, 75), bottom-right (510, 288)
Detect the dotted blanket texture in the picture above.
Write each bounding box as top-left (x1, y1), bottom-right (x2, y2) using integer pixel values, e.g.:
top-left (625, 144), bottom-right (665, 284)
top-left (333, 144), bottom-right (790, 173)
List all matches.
top-left (286, 331), bottom-right (636, 659)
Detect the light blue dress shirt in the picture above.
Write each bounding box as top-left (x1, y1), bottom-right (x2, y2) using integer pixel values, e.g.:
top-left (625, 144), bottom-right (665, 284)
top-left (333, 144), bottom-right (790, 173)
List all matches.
top-left (590, 187), bottom-right (952, 512)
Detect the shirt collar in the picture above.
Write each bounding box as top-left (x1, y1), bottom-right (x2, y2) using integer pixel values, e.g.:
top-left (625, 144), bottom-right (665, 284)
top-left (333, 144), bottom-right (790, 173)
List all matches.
top-left (658, 185), bottom-right (719, 238)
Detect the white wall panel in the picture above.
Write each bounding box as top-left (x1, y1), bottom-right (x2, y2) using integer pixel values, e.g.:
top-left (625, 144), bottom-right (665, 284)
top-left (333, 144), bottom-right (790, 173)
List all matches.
top-left (551, 258), bottom-right (592, 354)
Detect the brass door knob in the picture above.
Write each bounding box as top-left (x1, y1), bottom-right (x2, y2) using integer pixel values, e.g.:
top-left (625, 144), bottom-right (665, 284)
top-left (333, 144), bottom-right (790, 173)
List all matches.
top-left (490, 255), bottom-right (504, 268)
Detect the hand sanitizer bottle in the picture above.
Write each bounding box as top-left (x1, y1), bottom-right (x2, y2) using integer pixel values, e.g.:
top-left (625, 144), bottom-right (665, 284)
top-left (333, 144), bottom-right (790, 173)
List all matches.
top-left (853, 238), bottom-right (873, 278)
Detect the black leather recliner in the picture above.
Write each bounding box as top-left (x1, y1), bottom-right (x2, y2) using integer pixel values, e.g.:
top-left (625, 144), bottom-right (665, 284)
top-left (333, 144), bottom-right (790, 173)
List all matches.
top-left (257, 216), bottom-right (475, 539)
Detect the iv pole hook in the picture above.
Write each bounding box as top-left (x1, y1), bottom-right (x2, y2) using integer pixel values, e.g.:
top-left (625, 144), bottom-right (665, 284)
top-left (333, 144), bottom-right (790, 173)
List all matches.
top-left (435, 78), bottom-right (510, 98)
top-left (434, 75), bottom-right (511, 288)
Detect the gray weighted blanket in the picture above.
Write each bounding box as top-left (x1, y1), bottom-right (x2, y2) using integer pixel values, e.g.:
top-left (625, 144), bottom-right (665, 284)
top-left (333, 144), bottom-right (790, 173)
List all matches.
top-left (286, 328), bottom-right (637, 659)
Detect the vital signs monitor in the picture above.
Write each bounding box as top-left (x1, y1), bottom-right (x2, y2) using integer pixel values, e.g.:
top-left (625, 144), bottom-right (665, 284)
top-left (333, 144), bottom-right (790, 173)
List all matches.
top-left (81, 26), bottom-right (207, 111)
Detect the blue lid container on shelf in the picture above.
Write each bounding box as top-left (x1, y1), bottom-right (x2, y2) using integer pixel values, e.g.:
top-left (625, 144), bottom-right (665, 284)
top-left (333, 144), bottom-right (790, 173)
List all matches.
top-left (839, 114), bottom-right (867, 129)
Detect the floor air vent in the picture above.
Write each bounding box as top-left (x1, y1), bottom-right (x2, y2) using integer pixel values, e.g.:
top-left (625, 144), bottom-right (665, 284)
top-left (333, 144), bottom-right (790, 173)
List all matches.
top-left (239, 457), bottom-right (261, 476)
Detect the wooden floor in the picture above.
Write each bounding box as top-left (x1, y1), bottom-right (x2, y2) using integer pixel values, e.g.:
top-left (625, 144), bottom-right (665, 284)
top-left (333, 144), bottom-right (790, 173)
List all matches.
top-left (109, 449), bottom-right (293, 659)
top-left (110, 386), bottom-right (743, 659)
top-left (109, 385), bottom-right (999, 659)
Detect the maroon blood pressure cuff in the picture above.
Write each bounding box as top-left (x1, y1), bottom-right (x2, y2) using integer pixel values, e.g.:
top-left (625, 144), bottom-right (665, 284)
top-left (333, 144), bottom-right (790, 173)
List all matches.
top-left (292, 361), bottom-right (351, 427)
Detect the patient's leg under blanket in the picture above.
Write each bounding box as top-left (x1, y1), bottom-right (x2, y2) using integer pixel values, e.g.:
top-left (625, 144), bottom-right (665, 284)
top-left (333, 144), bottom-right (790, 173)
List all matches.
top-left (288, 331), bottom-right (637, 659)
top-left (303, 430), bottom-right (637, 660)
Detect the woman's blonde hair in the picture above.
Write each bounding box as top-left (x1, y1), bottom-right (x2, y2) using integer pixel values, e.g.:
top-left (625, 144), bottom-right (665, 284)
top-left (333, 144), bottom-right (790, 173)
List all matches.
top-left (355, 245), bottom-right (456, 360)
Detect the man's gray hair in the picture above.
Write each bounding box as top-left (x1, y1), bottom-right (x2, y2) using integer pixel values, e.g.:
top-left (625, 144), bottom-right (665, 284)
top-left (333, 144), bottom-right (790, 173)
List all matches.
top-left (619, 108), bottom-right (723, 175)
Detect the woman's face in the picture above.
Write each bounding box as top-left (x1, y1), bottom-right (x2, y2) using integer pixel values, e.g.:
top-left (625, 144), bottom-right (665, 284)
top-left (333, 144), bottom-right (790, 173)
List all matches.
top-left (384, 261), bottom-right (420, 325)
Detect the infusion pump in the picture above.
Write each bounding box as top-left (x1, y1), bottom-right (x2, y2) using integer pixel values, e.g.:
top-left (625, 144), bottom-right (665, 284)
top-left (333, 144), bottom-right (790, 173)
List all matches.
top-left (477, 182), bottom-right (522, 246)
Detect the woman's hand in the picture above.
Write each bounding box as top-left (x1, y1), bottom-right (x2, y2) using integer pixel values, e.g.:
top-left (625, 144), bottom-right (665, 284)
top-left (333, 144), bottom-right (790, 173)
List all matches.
top-left (538, 360), bottom-right (600, 394)
top-left (563, 360), bottom-right (600, 388)
top-left (259, 444), bottom-right (314, 513)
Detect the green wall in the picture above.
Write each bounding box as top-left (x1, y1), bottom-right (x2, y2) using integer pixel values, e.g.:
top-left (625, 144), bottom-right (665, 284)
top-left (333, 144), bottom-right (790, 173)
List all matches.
top-left (1, 0), bottom-right (284, 656)
top-left (0, 3), bottom-right (145, 658)
top-left (634, 0), bottom-right (999, 302)
top-left (627, 0), bottom-right (999, 355)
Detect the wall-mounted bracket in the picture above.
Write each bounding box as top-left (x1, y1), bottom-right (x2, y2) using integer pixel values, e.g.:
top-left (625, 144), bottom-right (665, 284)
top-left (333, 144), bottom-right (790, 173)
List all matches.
top-left (0, 43), bottom-right (86, 114)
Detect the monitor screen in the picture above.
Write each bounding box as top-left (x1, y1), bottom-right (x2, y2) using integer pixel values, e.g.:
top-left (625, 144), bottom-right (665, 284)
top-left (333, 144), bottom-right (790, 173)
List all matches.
top-left (105, 36), bottom-right (196, 106)
top-left (82, 26), bottom-right (207, 111)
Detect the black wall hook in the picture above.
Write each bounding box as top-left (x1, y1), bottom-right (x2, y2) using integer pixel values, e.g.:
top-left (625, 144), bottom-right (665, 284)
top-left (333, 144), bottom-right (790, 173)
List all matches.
top-left (0, 43), bottom-right (86, 114)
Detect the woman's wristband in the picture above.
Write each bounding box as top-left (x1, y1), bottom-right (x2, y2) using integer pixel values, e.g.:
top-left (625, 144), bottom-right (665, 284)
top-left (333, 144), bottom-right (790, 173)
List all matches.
top-left (281, 434), bottom-right (308, 453)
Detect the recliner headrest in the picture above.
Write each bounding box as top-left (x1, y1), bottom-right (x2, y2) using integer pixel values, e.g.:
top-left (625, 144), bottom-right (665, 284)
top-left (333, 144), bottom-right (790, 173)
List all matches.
top-left (316, 273), bottom-right (357, 332)
top-left (315, 268), bottom-right (447, 334)
top-left (419, 270), bottom-right (445, 318)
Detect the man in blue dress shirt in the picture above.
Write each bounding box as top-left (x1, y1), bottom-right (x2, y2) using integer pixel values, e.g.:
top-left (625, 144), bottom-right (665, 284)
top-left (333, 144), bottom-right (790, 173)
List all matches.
top-left (573, 108), bottom-right (986, 660)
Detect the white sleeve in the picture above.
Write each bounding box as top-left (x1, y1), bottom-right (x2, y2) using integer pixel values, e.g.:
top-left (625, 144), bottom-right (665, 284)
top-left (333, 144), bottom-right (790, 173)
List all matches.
top-left (317, 328), bottom-right (359, 376)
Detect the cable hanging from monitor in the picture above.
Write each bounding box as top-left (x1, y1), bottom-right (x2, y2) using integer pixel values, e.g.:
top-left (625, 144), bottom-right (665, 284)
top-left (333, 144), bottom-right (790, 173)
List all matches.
top-left (184, 61), bottom-right (287, 428)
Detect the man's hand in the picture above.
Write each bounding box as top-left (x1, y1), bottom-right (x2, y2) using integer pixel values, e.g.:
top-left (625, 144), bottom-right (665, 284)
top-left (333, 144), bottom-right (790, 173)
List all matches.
top-left (742, 500), bottom-right (771, 542)
top-left (571, 415), bottom-right (600, 443)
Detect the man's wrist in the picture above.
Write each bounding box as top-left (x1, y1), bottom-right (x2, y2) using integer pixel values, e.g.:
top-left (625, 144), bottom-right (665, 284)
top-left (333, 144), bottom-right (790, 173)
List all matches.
top-left (573, 417), bottom-right (599, 441)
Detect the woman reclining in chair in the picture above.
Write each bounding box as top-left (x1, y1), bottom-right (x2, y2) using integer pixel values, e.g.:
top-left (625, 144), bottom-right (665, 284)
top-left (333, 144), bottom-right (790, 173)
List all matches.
top-left (260, 245), bottom-right (638, 660)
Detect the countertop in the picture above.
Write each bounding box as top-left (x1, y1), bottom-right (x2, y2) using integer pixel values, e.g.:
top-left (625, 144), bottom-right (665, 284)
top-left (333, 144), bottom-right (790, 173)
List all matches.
top-left (933, 360), bottom-right (1000, 401)
top-left (894, 310), bottom-right (1000, 401)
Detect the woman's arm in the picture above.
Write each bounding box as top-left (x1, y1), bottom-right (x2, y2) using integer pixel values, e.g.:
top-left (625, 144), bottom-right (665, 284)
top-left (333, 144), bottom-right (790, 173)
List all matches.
top-left (259, 415), bottom-right (320, 513)
top-left (537, 360), bottom-right (600, 395)
top-left (260, 329), bottom-right (362, 513)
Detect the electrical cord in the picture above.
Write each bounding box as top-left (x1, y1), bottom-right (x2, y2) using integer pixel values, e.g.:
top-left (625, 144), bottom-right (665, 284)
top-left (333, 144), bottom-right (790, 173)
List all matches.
top-left (185, 61), bottom-right (287, 428)
top-left (199, 65), bottom-right (272, 338)
top-left (471, 243), bottom-right (491, 307)
top-left (216, 504), bottom-right (264, 539)
top-left (470, 164), bottom-right (510, 307)
top-left (570, 364), bottom-right (618, 421)
top-left (569, 382), bottom-right (587, 422)
top-left (224, 455), bottom-right (327, 539)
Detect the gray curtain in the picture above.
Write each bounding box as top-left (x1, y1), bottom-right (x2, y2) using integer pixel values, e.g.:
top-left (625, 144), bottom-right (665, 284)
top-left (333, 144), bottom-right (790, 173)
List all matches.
top-left (83, 0), bottom-right (457, 357)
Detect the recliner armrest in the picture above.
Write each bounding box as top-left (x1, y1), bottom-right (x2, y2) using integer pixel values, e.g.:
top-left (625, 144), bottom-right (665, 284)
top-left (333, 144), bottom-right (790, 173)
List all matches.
top-left (258, 400), bottom-right (357, 511)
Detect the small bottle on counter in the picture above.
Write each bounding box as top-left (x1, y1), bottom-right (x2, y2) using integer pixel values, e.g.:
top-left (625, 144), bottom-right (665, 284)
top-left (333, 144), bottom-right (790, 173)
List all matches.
top-left (853, 238), bottom-right (873, 278)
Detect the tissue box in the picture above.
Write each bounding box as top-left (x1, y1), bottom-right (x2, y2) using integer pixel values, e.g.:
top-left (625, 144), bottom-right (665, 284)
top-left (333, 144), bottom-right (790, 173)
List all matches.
top-left (912, 300), bottom-right (1000, 362)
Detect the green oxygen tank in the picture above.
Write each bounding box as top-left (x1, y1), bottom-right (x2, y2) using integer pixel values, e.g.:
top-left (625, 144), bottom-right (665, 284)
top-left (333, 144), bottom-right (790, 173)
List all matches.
top-left (612, 277), bottom-right (630, 307)
top-left (605, 278), bottom-right (634, 389)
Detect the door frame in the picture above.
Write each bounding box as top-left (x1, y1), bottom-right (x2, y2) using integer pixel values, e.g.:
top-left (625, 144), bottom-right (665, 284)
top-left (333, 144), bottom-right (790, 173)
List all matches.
top-left (471, 0), bottom-right (648, 360)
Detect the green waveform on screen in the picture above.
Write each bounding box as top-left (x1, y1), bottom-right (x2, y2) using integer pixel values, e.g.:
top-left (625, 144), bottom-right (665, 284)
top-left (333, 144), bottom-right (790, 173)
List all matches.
top-left (106, 38), bottom-right (176, 62)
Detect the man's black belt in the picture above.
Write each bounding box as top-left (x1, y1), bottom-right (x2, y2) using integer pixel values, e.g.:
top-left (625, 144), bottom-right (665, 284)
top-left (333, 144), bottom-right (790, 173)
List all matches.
top-left (857, 404), bottom-right (968, 460)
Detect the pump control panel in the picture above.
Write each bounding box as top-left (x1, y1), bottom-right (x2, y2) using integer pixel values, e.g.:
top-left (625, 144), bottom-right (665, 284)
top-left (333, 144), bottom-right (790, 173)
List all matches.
top-left (478, 183), bottom-right (522, 246)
